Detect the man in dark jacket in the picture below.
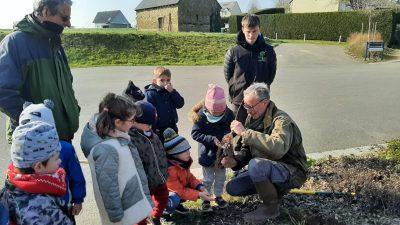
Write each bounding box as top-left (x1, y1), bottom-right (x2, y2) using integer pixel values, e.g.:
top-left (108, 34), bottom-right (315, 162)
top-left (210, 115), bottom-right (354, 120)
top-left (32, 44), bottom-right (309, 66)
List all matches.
top-left (222, 83), bottom-right (307, 224)
top-left (224, 14), bottom-right (277, 124)
top-left (0, 0), bottom-right (79, 143)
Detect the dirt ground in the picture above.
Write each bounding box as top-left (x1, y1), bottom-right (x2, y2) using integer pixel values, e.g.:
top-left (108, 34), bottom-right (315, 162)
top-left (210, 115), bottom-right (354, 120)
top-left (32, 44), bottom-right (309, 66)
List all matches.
top-left (162, 147), bottom-right (400, 225)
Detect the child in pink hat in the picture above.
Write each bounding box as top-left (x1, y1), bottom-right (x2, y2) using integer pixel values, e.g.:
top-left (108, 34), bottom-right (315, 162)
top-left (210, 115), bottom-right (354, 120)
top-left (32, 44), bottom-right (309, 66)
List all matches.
top-left (188, 84), bottom-right (234, 212)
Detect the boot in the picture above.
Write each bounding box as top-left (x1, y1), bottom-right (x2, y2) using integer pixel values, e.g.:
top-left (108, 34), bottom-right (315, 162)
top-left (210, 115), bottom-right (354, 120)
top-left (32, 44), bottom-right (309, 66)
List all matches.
top-left (244, 180), bottom-right (280, 224)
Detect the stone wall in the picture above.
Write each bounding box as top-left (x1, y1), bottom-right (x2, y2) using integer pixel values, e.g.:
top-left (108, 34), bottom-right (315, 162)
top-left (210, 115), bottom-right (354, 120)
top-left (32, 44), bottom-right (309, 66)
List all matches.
top-left (136, 6), bottom-right (179, 31)
top-left (178, 0), bottom-right (221, 32)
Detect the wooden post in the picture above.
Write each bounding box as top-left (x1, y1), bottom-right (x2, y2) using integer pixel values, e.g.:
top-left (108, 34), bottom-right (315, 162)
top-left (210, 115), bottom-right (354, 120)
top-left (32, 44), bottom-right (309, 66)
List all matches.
top-left (361, 22), bottom-right (364, 34)
top-left (303, 34), bottom-right (306, 42)
top-left (367, 19), bottom-right (371, 42)
top-left (338, 35), bottom-right (342, 44)
top-left (275, 32), bottom-right (278, 40)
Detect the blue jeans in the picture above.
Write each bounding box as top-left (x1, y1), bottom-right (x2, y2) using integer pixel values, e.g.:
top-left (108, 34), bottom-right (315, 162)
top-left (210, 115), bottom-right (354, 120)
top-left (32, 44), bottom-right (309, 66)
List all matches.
top-left (165, 192), bottom-right (181, 214)
top-left (226, 158), bottom-right (291, 196)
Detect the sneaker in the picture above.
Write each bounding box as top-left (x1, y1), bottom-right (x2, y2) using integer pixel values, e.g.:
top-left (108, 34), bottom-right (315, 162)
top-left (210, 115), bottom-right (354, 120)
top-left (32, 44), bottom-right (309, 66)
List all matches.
top-left (174, 204), bottom-right (189, 214)
top-left (201, 200), bottom-right (213, 212)
top-left (215, 196), bottom-right (228, 208)
top-left (148, 217), bottom-right (161, 225)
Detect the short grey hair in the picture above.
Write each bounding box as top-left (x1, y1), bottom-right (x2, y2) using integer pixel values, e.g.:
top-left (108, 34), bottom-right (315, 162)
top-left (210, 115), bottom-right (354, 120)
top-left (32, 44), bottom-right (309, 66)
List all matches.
top-left (243, 82), bottom-right (270, 101)
top-left (33, 0), bottom-right (73, 17)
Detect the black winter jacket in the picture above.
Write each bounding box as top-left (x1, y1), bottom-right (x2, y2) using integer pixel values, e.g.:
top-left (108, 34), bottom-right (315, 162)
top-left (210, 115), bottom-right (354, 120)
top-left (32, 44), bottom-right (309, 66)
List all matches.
top-left (191, 107), bottom-right (234, 167)
top-left (224, 31), bottom-right (277, 105)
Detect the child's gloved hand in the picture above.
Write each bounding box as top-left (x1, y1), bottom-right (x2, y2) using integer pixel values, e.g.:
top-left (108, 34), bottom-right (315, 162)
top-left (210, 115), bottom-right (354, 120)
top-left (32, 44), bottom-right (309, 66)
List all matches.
top-left (71, 203), bottom-right (82, 215)
top-left (199, 191), bottom-right (214, 202)
top-left (165, 83), bottom-right (174, 93)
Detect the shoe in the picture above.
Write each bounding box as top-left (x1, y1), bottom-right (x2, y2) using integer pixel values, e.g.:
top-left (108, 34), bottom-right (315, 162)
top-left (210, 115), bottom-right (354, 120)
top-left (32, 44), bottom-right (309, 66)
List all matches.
top-left (201, 200), bottom-right (213, 212)
top-left (215, 196), bottom-right (228, 209)
top-left (148, 217), bottom-right (161, 225)
top-left (243, 180), bottom-right (280, 224)
top-left (174, 204), bottom-right (189, 214)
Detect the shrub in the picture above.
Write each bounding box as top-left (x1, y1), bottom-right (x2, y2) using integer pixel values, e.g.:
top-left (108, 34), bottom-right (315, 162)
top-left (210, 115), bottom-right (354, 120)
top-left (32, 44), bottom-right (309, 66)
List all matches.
top-left (385, 139), bottom-right (400, 162)
top-left (346, 32), bottom-right (383, 58)
top-left (229, 10), bottom-right (400, 46)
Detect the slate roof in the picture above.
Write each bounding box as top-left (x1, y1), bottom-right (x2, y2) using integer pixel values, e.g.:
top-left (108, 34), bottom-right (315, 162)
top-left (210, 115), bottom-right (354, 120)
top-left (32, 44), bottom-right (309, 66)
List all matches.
top-left (93, 10), bottom-right (122, 24)
top-left (220, 1), bottom-right (242, 15)
top-left (135, 0), bottom-right (180, 11)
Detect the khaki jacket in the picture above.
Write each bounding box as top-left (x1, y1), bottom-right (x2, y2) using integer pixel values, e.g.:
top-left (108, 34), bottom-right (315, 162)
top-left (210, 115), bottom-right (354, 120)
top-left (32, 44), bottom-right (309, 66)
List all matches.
top-left (233, 101), bottom-right (308, 188)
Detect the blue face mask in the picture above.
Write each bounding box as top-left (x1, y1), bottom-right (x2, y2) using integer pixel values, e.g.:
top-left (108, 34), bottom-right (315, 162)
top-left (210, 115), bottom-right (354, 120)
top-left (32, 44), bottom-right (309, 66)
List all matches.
top-left (204, 111), bottom-right (224, 123)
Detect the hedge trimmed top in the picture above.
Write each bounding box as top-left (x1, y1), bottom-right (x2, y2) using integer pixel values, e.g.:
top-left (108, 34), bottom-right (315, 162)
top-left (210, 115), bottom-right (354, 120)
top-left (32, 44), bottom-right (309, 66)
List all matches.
top-left (229, 9), bottom-right (400, 46)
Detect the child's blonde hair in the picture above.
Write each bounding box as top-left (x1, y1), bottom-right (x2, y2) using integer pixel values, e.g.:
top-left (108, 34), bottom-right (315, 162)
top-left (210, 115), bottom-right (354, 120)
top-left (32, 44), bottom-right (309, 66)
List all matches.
top-left (153, 66), bottom-right (171, 78)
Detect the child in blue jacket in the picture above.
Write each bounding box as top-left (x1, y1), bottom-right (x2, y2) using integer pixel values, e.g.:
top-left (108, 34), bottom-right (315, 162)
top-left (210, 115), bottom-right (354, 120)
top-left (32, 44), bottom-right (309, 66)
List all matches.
top-left (18, 100), bottom-right (86, 217)
top-left (144, 66), bottom-right (184, 142)
top-left (188, 84), bottom-right (234, 212)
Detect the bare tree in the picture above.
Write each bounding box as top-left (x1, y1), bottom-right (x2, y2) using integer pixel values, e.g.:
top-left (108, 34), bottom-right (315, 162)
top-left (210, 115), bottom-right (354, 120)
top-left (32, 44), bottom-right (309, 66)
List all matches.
top-left (343, 0), bottom-right (399, 10)
top-left (247, 0), bottom-right (262, 13)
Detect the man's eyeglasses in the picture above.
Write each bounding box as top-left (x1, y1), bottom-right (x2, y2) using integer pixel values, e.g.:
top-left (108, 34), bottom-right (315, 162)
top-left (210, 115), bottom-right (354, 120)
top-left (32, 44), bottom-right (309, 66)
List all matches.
top-left (243, 98), bottom-right (267, 110)
top-left (57, 13), bottom-right (71, 22)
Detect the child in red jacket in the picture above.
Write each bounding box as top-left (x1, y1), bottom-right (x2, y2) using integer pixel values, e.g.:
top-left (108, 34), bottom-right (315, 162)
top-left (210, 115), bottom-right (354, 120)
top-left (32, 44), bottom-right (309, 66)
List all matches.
top-left (163, 128), bottom-right (213, 215)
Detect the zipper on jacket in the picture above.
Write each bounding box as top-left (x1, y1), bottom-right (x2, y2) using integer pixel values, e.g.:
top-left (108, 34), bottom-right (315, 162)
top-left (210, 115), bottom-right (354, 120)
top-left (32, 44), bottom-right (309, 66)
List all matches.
top-left (139, 133), bottom-right (167, 184)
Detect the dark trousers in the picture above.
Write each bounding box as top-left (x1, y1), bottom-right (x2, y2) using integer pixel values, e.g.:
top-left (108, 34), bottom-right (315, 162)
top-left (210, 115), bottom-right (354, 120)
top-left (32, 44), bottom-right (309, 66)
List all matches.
top-left (226, 158), bottom-right (292, 196)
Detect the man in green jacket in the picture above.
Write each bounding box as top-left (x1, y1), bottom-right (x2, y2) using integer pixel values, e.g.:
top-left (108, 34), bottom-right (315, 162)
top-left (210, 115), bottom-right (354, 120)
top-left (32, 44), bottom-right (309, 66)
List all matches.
top-left (221, 83), bottom-right (308, 224)
top-left (0, 0), bottom-right (79, 142)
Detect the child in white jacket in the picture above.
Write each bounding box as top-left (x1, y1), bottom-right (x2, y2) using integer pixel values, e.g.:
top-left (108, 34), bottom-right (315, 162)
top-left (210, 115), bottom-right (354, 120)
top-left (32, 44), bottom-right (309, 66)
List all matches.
top-left (80, 93), bottom-right (152, 225)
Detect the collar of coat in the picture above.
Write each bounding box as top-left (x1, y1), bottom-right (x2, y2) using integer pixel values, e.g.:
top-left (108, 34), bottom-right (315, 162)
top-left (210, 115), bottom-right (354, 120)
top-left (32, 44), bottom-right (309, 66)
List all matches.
top-left (258, 100), bottom-right (277, 131)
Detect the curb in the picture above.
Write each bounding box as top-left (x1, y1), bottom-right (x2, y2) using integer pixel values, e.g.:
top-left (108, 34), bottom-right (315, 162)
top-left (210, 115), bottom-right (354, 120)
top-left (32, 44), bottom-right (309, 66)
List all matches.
top-left (191, 143), bottom-right (387, 179)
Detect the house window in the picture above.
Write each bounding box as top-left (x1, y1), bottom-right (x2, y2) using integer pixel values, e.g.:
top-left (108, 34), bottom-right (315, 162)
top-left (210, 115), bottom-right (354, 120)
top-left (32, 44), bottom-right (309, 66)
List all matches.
top-left (158, 17), bottom-right (164, 31)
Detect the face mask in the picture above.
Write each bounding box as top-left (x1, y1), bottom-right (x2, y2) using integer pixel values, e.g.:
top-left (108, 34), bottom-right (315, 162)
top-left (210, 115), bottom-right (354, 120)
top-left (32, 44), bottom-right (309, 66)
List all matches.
top-left (42, 21), bottom-right (64, 34)
top-left (144, 130), bottom-right (152, 137)
top-left (204, 111), bottom-right (224, 123)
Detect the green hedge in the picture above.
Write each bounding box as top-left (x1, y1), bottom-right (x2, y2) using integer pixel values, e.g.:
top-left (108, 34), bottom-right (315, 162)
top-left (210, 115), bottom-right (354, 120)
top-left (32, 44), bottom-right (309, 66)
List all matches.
top-left (255, 8), bottom-right (285, 15)
top-left (229, 10), bottom-right (400, 45)
top-left (228, 15), bottom-right (243, 34)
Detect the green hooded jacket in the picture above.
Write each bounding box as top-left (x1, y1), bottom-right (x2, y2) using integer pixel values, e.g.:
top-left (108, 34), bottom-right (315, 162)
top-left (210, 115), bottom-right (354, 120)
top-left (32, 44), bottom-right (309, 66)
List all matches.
top-left (0, 14), bottom-right (80, 141)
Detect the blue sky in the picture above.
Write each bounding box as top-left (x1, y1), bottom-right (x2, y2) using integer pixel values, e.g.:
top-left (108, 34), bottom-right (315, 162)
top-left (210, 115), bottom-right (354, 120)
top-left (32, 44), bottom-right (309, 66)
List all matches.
top-left (0, 0), bottom-right (275, 29)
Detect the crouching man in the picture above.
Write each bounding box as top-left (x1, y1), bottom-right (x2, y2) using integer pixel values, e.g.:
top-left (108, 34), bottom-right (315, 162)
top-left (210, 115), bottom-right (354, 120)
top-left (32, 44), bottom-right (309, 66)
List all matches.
top-left (221, 83), bottom-right (308, 224)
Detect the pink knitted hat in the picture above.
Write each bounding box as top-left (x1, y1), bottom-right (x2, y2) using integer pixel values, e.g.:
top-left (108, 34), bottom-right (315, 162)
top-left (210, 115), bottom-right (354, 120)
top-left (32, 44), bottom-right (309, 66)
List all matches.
top-left (205, 84), bottom-right (226, 114)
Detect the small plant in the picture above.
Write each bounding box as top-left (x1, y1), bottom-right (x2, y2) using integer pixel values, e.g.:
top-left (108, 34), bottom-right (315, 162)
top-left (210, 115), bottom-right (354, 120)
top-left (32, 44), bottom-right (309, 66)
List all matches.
top-left (384, 139), bottom-right (400, 162)
top-left (306, 157), bottom-right (317, 168)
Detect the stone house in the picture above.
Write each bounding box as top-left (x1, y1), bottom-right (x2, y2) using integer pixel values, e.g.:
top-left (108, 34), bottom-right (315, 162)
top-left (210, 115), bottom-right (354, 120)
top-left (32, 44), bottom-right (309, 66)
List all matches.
top-left (135, 0), bottom-right (221, 32)
top-left (93, 10), bottom-right (131, 28)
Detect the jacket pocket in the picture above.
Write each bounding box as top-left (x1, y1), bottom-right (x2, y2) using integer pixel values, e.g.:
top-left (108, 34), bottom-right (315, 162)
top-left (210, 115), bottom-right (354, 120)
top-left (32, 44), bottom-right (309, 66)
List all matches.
top-left (121, 175), bottom-right (144, 210)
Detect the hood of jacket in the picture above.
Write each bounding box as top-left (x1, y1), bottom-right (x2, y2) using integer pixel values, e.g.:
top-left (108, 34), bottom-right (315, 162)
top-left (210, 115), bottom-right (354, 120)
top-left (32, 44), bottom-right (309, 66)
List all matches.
top-left (236, 30), bottom-right (267, 52)
top-left (188, 99), bottom-right (205, 123)
top-left (81, 114), bottom-right (131, 158)
top-left (14, 14), bottom-right (60, 41)
top-left (144, 84), bottom-right (162, 92)
top-left (81, 115), bottom-right (104, 158)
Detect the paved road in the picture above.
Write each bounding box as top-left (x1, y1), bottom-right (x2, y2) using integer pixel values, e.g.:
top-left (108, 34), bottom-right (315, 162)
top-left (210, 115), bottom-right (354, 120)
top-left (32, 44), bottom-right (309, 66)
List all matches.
top-left (0, 43), bottom-right (399, 224)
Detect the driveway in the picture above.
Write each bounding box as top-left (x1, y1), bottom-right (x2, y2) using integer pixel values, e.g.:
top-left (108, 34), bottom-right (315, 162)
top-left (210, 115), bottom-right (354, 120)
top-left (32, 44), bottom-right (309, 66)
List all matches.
top-left (0, 43), bottom-right (399, 224)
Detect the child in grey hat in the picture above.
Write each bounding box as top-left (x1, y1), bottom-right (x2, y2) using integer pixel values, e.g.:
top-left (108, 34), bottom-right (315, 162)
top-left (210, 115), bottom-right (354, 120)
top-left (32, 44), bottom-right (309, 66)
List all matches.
top-left (5, 121), bottom-right (74, 225)
top-left (19, 99), bottom-right (86, 217)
